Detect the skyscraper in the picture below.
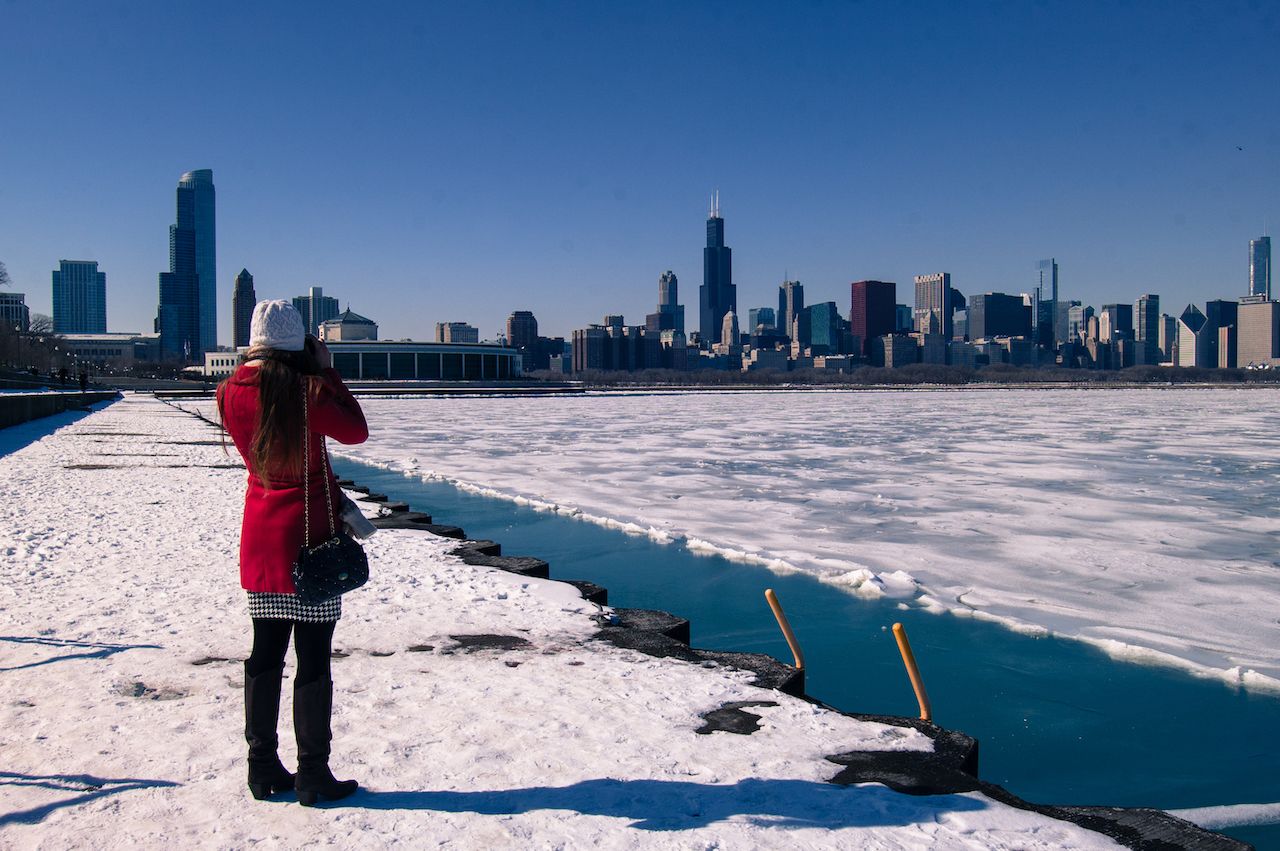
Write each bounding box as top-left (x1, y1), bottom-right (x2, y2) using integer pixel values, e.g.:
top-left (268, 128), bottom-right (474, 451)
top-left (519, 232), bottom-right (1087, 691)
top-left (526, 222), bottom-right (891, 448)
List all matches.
top-left (1238, 300), bottom-right (1280, 367)
top-left (720, 310), bottom-right (741, 355)
top-left (293, 287), bottom-right (340, 336)
top-left (778, 279), bottom-right (804, 341)
top-left (1177, 304), bottom-right (1213, 367)
top-left (1055, 300), bottom-right (1077, 347)
top-left (806, 302), bottom-right (843, 354)
top-left (506, 310), bottom-right (538, 351)
top-left (913, 273), bottom-right (953, 339)
top-left (1035, 259), bottom-right (1058, 347)
top-left (659, 270), bottom-right (677, 308)
top-left (968, 292), bottom-right (1031, 340)
top-left (895, 304), bottom-right (913, 333)
top-left (1098, 304), bottom-right (1134, 342)
top-left (646, 270), bottom-right (685, 333)
top-left (1068, 304), bottom-right (1094, 342)
top-left (747, 307), bottom-right (776, 332)
top-left (1135, 294), bottom-right (1159, 342)
top-left (232, 269), bottom-right (256, 348)
top-left (698, 192), bottom-right (734, 346)
top-left (436, 321), bottom-right (479, 343)
top-left (1204, 299), bottom-right (1238, 367)
top-left (1158, 314), bottom-right (1177, 362)
top-left (157, 169), bottom-right (216, 360)
top-left (849, 280), bottom-right (895, 357)
top-left (1250, 236), bottom-right (1271, 300)
top-left (52, 260), bottom-right (106, 333)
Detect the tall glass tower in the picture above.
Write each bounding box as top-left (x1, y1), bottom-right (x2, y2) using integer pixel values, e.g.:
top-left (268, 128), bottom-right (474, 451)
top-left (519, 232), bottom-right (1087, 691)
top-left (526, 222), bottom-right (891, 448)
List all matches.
top-left (699, 192), bottom-right (734, 346)
top-left (52, 260), bottom-right (107, 334)
top-left (1250, 236), bottom-right (1271, 300)
top-left (1035, 258), bottom-right (1058, 347)
top-left (1136, 294), bottom-right (1160, 342)
top-left (232, 268), bottom-right (256, 349)
top-left (778, 279), bottom-right (804, 341)
top-left (157, 169), bottom-right (216, 360)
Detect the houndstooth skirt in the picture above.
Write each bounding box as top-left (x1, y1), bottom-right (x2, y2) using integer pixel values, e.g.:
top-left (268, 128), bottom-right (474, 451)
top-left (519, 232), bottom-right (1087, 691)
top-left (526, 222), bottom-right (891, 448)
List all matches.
top-left (247, 591), bottom-right (341, 622)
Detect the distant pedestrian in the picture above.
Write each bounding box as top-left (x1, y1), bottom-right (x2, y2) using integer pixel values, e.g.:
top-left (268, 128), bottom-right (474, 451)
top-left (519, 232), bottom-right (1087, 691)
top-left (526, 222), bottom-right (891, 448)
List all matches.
top-left (57, 367), bottom-right (68, 386)
top-left (216, 300), bottom-right (369, 805)
top-left (78, 371), bottom-right (88, 392)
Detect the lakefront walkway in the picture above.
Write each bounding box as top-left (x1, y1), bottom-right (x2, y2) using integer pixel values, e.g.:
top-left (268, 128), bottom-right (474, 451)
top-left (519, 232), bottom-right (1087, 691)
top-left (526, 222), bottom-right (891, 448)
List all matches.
top-left (0, 394), bottom-right (1122, 848)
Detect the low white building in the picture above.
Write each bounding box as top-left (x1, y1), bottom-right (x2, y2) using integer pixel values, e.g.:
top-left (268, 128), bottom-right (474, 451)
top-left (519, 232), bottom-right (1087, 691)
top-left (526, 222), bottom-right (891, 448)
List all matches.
top-left (204, 350), bottom-right (243, 378)
top-left (60, 333), bottom-right (160, 370)
top-left (319, 308), bottom-right (378, 342)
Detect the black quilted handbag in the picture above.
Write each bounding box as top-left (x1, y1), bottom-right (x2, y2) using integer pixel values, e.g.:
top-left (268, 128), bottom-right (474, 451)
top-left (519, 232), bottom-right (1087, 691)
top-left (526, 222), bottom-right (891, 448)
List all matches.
top-left (291, 385), bottom-right (369, 605)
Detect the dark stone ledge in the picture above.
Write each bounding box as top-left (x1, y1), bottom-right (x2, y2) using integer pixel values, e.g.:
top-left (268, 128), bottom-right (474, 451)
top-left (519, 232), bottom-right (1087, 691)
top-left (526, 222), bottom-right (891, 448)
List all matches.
top-left (455, 551), bottom-right (551, 578)
top-left (695, 700), bottom-right (779, 736)
top-left (592, 627), bottom-right (805, 696)
top-left (594, 608), bottom-right (690, 645)
top-left (562, 580), bottom-right (607, 605)
top-left (370, 511), bottom-right (436, 529)
top-left (451, 540), bottom-right (502, 557)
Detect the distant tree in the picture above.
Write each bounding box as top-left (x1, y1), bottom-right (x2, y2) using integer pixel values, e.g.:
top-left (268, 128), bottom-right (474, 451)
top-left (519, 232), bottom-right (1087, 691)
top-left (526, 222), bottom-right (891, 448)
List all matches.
top-left (0, 261), bottom-right (10, 288)
top-left (29, 313), bottom-right (53, 335)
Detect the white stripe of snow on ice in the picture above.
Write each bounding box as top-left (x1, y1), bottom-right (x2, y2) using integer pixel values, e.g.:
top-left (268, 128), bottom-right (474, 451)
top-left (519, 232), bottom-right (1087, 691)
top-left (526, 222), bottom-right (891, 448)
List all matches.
top-left (1168, 801), bottom-right (1280, 829)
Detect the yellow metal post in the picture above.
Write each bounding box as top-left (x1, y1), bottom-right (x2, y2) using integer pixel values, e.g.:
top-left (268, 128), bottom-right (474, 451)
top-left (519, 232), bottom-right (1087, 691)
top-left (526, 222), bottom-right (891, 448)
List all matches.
top-left (764, 588), bottom-right (805, 671)
top-left (892, 622), bottom-right (932, 722)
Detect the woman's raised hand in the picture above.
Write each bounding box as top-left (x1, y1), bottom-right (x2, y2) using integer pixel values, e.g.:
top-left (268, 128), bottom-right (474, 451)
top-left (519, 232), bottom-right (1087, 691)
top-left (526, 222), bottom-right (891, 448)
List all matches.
top-left (308, 336), bottom-right (333, 370)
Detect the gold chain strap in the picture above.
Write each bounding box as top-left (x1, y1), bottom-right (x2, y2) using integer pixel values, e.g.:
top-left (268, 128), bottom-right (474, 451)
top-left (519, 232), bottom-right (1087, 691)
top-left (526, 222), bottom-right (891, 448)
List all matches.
top-left (301, 379), bottom-right (336, 550)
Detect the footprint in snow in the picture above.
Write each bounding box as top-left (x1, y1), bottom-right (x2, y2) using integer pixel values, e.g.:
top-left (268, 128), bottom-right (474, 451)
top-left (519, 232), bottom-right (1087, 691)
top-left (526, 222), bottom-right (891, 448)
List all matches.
top-left (113, 681), bottom-right (187, 701)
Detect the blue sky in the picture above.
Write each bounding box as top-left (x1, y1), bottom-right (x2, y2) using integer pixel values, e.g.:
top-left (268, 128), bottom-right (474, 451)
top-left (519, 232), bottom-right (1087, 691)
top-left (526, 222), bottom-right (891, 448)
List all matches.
top-left (1, 1), bottom-right (1277, 342)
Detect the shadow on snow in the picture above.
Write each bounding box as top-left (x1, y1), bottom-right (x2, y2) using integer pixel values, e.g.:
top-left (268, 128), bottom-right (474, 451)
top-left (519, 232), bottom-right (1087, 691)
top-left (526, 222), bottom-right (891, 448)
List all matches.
top-left (0, 402), bottom-right (109, 459)
top-left (0, 635), bottom-right (163, 672)
top-left (0, 771), bottom-right (179, 826)
top-left (340, 777), bottom-right (987, 831)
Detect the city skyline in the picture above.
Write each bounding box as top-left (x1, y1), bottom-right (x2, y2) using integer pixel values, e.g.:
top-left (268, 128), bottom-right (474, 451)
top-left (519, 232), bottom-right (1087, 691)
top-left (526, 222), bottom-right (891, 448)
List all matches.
top-left (1, 3), bottom-right (1276, 342)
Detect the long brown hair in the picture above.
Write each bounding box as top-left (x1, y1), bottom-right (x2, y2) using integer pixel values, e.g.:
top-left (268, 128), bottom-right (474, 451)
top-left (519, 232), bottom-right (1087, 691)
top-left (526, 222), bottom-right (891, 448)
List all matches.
top-left (219, 343), bottom-right (322, 488)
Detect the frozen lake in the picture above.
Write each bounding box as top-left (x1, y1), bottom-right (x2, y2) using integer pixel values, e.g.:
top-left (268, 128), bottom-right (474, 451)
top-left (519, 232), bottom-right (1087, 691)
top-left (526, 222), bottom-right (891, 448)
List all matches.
top-left (330, 387), bottom-right (1280, 691)
top-left (331, 457), bottom-right (1280, 846)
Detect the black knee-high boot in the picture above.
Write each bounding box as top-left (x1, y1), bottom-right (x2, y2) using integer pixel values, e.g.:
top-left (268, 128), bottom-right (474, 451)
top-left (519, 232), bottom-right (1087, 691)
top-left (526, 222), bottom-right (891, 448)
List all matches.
top-left (293, 676), bottom-right (358, 806)
top-left (244, 662), bottom-right (295, 799)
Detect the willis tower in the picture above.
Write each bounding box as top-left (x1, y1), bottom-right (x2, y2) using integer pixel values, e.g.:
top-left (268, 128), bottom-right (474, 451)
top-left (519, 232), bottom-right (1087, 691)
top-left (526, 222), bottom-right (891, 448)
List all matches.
top-left (699, 191), bottom-right (735, 346)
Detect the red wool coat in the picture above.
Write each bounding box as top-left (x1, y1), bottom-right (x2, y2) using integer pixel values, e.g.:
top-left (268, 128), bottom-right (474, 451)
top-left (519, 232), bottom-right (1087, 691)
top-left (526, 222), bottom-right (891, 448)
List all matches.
top-left (218, 365), bottom-right (369, 593)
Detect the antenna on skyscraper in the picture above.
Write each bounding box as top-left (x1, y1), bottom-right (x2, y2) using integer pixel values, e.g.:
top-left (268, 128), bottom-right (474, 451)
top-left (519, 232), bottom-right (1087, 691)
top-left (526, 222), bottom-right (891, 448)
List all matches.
top-left (714, 189), bottom-right (720, 219)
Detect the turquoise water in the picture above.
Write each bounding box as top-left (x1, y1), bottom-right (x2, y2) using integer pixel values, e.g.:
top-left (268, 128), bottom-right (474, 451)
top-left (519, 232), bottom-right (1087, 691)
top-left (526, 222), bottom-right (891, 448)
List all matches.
top-left (333, 458), bottom-right (1277, 847)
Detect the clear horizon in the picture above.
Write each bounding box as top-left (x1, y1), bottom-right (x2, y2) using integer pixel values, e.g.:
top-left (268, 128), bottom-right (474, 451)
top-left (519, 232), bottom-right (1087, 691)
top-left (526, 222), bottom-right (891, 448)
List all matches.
top-left (1, 1), bottom-right (1276, 343)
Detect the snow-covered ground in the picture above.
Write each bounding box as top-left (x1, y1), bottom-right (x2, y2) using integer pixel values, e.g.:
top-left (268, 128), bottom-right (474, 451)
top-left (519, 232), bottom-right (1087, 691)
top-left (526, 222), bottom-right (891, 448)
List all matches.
top-left (0, 395), bottom-right (1124, 848)
top-left (271, 388), bottom-right (1280, 693)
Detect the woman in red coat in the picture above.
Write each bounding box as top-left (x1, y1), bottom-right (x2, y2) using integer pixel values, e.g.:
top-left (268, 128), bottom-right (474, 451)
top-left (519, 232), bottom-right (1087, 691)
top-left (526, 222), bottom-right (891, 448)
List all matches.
top-left (217, 299), bottom-right (368, 805)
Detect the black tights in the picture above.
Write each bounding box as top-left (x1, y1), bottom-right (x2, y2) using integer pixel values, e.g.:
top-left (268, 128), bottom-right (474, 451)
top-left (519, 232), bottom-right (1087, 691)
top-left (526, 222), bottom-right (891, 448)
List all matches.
top-left (246, 619), bottom-right (335, 685)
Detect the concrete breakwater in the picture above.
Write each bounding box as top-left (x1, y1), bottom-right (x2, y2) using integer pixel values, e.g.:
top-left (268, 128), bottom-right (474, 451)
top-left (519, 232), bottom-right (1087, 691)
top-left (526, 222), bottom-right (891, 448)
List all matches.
top-left (168, 398), bottom-right (1248, 850)
top-left (0, 390), bottom-right (120, 429)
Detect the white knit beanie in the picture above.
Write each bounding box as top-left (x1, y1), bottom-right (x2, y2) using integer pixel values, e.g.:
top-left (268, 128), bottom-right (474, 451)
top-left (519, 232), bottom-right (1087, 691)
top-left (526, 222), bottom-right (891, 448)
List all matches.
top-left (249, 300), bottom-right (306, 351)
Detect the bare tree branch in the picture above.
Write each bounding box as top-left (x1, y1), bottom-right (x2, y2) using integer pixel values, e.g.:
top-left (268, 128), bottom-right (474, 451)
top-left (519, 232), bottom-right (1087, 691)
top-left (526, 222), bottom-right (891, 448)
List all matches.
top-left (0, 261), bottom-right (10, 288)
top-left (29, 313), bottom-right (53, 335)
